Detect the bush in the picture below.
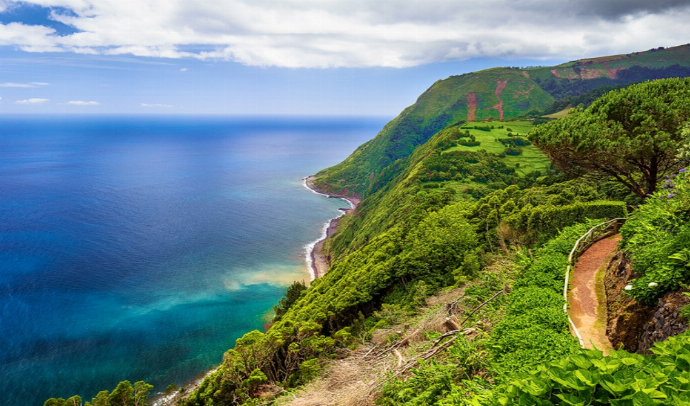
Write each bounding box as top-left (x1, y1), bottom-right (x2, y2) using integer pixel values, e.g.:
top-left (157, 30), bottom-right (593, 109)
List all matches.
top-left (621, 168), bottom-right (690, 303)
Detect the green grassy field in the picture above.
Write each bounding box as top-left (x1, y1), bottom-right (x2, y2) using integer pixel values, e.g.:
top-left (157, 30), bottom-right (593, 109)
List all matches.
top-left (444, 120), bottom-right (552, 176)
top-left (543, 107), bottom-right (571, 119)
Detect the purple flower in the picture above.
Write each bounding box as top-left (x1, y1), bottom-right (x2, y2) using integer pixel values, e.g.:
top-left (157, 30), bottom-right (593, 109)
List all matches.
top-left (680, 168), bottom-right (687, 173)
top-left (665, 179), bottom-right (672, 183)
top-left (666, 176), bottom-right (670, 179)
top-left (668, 194), bottom-right (677, 198)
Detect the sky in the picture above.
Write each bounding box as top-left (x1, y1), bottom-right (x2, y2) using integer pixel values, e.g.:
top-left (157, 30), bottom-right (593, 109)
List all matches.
top-left (0, 0), bottom-right (689, 115)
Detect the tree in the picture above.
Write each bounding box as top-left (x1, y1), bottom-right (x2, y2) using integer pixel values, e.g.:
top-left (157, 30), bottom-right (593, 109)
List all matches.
top-left (108, 380), bottom-right (133, 406)
top-left (529, 78), bottom-right (690, 199)
top-left (90, 391), bottom-right (109, 406)
top-left (132, 381), bottom-right (153, 406)
top-left (64, 395), bottom-right (82, 406)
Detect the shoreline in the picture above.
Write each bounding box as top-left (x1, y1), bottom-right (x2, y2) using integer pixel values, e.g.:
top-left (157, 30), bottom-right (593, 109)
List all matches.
top-left (302, 175), bottom-right (359, 279)
top-left (153, 176), bottom-right (359, 406)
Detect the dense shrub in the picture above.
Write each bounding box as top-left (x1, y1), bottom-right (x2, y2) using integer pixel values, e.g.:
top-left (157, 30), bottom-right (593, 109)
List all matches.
top-left (620, 168), bottom-right (690, 303)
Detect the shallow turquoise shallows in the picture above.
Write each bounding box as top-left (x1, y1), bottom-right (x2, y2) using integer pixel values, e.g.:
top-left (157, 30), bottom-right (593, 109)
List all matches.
top-left (0, 115), bottom-right (387, 405)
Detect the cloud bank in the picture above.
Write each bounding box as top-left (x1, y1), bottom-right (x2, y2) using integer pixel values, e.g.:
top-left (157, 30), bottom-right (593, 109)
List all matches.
top-left (0, 0), bottom-right (689, 68)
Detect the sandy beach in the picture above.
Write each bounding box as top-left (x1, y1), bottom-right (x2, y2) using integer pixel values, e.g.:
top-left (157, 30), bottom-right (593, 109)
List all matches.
top-left (303, 175), bottom-right (360, 278)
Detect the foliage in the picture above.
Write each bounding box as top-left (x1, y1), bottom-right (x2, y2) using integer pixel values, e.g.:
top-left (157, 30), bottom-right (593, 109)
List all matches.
top-left (482, 331), bottom-right (690, 405)
top-left (472, 179), bottom-right (627, 248)
top-left (620, 167), bottom-right (690, 303)
top-left (529, 78), bottom-right (690, 198)
top-left (273, 280), bottom-right (307, 321)
top-left (326, 121), bottom-right (550, 263)
top-left (377, 338), bottom-right (489, 406)
top-left (44, 380), bottom-right (153, 406)
top-left (313, 69), bottom-right (554, 196)
top-left (488, 223), bottom-right (597, 373)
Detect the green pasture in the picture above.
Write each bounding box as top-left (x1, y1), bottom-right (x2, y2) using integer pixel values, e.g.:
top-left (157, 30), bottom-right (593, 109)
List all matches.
top-left (443, 121), bottom-right (552, 175)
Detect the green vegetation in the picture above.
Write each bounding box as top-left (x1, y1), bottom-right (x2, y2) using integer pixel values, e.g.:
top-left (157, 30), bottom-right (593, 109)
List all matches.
top-left (530, 78), bottom-right (690, 199)
top-left (313, 70), bottom-right (555, 196)
top-left (42, 46), bottom-right (690, 406)
top-left (315, 45), bottom-right (690, 199)
top-left (620, 167), bottom-right (690, 303)
top-left (43, 380), bottom-right (153, 406)
top-left (488, 332), bottom-right (690, 405)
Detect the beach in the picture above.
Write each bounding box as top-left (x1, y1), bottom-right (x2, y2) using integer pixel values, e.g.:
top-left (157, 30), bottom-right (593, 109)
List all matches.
top-left (303, 176), bottom-right (360, 278)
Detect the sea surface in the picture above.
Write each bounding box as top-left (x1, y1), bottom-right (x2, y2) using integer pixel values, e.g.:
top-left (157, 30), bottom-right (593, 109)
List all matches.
top-left (0, 115), bottom-right (387, 405)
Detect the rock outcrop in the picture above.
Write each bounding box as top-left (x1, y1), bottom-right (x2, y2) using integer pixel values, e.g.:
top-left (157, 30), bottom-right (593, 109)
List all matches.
top-left (604, 251), bottom-right (689, 354)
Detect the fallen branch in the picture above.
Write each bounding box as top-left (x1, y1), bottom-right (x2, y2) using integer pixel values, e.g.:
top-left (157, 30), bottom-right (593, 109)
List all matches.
top-left (393, 349), bottom-right (404, 368)
top-left (458, 287), bottom-right (507, 327)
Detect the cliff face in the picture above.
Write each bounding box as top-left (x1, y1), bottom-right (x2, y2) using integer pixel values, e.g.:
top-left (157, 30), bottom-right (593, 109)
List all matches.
top-left (604, 251), bottom-right (689, 354)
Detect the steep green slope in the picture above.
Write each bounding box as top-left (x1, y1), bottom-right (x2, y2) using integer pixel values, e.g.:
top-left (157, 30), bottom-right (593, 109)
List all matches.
top-left (324, 120), bottom-right (552, 262)
top-left (314, 44), bottom-right (690, 197)
top-left (312, 69), bottom-right (554, 196)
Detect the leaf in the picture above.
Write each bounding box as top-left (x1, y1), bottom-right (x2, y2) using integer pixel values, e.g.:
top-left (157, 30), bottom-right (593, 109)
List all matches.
top-left (621, 357), bottom-right (639, 366)
top-left (575, 369), bottom-right (598, 386)
top-left (570, 354), bottom-right (593, 369)
top-left (555, 393), bottom-right (585, 406)
top-left (631, 391), bottom-right (655, 406)
top-left (601, 379), bottom-right (630, 395)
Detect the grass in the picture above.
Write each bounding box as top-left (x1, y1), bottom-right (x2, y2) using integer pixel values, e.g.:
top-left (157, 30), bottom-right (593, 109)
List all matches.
top-left (443, 120), bottom-right (552, 176)
top-left (543, 107), bottom-right (572, 119)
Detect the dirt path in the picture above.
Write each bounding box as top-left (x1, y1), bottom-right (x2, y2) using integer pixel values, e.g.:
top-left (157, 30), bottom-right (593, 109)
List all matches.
top-left (568, 235), bottom-right (621, 354)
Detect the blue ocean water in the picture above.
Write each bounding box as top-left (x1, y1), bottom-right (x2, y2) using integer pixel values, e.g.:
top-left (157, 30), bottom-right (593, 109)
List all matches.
top-left (0, 115), bottom-right (386, 405)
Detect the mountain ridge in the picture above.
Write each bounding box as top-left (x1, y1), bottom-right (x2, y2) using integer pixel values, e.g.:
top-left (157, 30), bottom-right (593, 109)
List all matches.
top-left (313, 44), bottom-right (690, 196)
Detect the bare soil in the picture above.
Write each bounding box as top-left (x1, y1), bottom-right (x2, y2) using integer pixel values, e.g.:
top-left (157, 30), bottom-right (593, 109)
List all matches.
top-left (466, 92), bottom-right (478, 121)
top-left (568, 235), bottom-right (621, 354)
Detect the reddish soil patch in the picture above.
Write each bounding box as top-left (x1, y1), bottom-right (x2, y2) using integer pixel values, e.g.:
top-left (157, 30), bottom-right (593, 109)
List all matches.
top-left (605, 62), bottom-right (625, 79)
top-left (513, 84), bottom-right (533, 97)
top-left (522, 70), bottom-right (530, 78)
top-left (551, 68), bottom-right (579, 79)
top-left (466, 92), bottom-right (478, 122)
top-left (569, 235), bottom-right (621, 353)
top-left (579, 68), bottom-right (607, 79)
top-left (485, 79), bottom-right (508, 120)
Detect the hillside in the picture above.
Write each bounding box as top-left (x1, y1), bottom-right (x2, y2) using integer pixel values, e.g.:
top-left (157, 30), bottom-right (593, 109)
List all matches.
top-left (44, 51), bottom-right (690, 406)
top-left (313, 44), bottom-right (690, 196)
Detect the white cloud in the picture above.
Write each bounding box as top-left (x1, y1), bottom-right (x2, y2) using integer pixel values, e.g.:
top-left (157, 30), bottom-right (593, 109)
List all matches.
top-left (67, 100), bottom-right (99, 105)
top-left (16, 98), bottom-right (49, 104)
top-left (1, 1), bottom-right (689, 68)
top-left (0, 82), bottom-right (49, 87)
top-left (180, 68), bottom-right (187, 72)
top-left (141, 103), bottom-right (173, 108)
top-left (0, 82), bottom-right (33, 87)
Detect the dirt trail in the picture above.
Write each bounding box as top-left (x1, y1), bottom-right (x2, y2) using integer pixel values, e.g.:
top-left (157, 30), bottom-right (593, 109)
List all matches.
top-left (568, 235), bottom-right (621, 354)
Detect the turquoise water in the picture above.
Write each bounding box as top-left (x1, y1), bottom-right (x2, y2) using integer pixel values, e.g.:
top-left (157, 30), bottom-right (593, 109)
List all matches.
top-left (0, 115), bottom-right (386, 405)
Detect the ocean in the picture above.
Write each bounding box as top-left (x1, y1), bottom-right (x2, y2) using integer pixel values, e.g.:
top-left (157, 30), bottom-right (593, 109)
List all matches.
top-left (0, 115), bottom-right (387, 405)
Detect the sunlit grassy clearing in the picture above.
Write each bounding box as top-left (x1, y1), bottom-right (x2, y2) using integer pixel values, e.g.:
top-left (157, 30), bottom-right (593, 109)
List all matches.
top-left (444, 121), bottom-right (552, 176)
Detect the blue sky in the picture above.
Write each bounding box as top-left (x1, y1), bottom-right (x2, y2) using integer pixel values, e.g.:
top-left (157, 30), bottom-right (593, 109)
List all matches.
top-left (0, 0), bottom-right (688, 115)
